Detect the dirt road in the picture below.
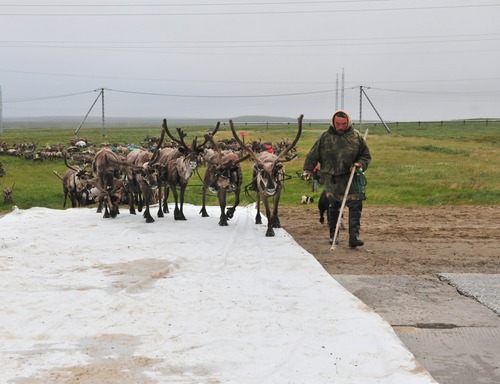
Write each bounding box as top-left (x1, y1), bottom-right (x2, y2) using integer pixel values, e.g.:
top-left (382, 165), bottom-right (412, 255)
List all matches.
top-left (280, 205), bottom-right (500, 276)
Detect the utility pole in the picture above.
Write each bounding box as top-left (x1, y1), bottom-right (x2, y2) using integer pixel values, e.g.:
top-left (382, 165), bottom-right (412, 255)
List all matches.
top-left (101, 88), bottom-right (105, 137)
top-left (341, 68), bottom-right (345, 109)
top-left (74, 88), bottom-right (106, 136)
top-left (359, 86), bottom-right (363, 133)
top-left (358, 86), bottom-right (391, 134)
top-left (335, 73), bottom-right (339, 111)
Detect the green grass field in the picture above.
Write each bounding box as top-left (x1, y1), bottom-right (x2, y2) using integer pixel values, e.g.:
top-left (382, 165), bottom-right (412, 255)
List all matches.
top-left (0, 119), bottom-right (499, 214)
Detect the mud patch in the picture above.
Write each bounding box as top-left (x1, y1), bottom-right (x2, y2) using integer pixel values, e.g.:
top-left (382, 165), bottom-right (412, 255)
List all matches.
top-left (97, 258), bottom-right (178, 293)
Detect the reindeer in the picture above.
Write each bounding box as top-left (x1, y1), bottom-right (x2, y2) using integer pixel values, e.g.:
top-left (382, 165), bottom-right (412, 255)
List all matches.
top-left (230, 114), bottom-right (303, 236)
top-left (124, 129), bottom-right (165, 223)
top-left (56, 152), bottom-right (92, 208)
top-left (156, 119), bottom-right (218, 220)
top-left (92, 148), bottom-right (123, 218)
top-left (2, 182), bottom-right (15, 204)
top-left (199, 134), bottom-right (250, 226)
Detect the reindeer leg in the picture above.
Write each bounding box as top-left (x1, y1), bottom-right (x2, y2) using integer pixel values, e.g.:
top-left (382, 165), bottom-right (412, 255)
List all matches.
top-left (171, 185), bottom-right (182, 220)
top-left (200, 183), bottom-right (209, 218)
top-left (129, 187), bottom-right (136, 215)
top-left (163, 185), bottom-right (170, 214)
top-left (218, 189), bottom-right (228, 226)
top-left (178, 185), bottom-right (187, 220)
top-left (71, 191), bottom-right (78, 208)
top-left (137, 192), bottom-right (144, 213)
top-left (271, 192), bottom-right (281, 229)
top-left (144, 205), bottom-right (154, 223)
top-left (157, 181), bottom-right (164, 218)
top-left (262, 195), bottom-right (275, 237)
top-left (255, 194), bottom-right (262, 225)
top-left (96, 200), bottom-right (103, 213)
top-left (142, 186), bottom-right (155, 223)
top-left (226, 187), bottom-right (240, 220)
top-left (103, 196), bottom-right (110, 218)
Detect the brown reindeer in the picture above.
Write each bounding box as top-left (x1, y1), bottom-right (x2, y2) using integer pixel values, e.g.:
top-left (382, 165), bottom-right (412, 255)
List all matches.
top-left (58, 152), bottom-right (92, 208)
top-left (2, 182), bottom-right (15, 204)
top-left (230, 114), bottom-right (303, 236)
top-left (156, 119), bottom-right (219, 220)
top-left (199, 134), bottom-right (250, 226)
top-left (92, 148), bottom-right (123, 218)
top-left (124, 130), bottom-right (165, 223)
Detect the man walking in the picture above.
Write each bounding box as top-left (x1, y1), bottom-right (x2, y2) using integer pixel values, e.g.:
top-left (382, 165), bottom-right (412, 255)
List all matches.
top-left (303, 110), bottom-right (371, 247)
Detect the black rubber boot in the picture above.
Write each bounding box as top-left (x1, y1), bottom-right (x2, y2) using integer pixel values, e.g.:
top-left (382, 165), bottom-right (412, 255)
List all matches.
top-left (328, 198), bottom-right (341, 245)
top-left (348, 200), bottom-right (364, 248)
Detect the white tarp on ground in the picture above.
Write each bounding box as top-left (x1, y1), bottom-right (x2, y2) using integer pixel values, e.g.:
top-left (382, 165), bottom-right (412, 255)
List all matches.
top-left (0, 204), bottom-right (437, 383)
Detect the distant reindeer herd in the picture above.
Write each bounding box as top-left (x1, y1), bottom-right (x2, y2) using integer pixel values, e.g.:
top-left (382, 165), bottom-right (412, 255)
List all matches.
top-left (2, 115), bottom-right (303, 237)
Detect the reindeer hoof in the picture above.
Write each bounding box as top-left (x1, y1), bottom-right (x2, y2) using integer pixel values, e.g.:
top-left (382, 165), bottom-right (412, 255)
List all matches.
top-left (265, 229), bottom-right (275, 237)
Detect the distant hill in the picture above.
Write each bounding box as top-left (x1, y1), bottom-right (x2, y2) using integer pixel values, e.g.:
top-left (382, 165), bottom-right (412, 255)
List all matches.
top-left (2, 115), bottom-right (327, 129)
top-left (230, 115), bottom-right (298, 123)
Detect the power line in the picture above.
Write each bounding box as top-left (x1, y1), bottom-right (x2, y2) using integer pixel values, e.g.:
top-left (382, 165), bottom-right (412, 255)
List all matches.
top-left (4, 90), bottom-right (98, 103)
top-left (367, 87), bottom-right (500, 97)
top-left (2, 35), bottom-right (500, 49)
top-left (109, 88), bottom-right (334, 98)
top-left (1, 4), bottom-right (499, 16)
top-left (0, 1), bottom-right (407, 7)
top-left (3, 32), bottom-right (500, 45)
top-left (4, 86), bottom-right (500, 105)
top-left (4, 68), bottom-right (500, 87)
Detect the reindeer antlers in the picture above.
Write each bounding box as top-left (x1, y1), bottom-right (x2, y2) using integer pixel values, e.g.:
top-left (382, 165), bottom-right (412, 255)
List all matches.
top-left (229, 119), bottom-right (261, 163)
top-left (162, 119), bottom-right (220, 151)
top-left (162, 119), bottom-right (184, 148)
top-left (198, 121), bottom-right (221, 148)
top-left (276, 114), bottom-right (303, 162)
top-left (62, 151), bottom-right (80, 172)
top-left (229, 115), bottom-right (303, 163)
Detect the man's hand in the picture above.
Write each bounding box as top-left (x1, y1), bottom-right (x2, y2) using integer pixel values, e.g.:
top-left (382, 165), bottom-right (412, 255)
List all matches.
top-left (351, 162), bottom-right (362, 171)
top-left (302, 171), bottom-right (312, 181)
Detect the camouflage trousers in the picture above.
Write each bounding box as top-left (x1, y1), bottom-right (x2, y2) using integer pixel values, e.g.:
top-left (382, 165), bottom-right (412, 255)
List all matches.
top-left (323, 172), bottom-right (366, 203)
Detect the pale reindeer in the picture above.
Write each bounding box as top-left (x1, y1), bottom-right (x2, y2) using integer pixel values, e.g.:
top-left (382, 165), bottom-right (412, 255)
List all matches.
top-left (229, 114), bottom-right (303, 236)
top-left (155, 119), bottom-right (219, 220)
top-left (57, 152), bottom-right (92, 208)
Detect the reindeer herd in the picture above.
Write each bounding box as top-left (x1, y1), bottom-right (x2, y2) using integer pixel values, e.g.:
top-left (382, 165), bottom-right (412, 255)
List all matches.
top-left (54, 115), bottom-right (303, 237)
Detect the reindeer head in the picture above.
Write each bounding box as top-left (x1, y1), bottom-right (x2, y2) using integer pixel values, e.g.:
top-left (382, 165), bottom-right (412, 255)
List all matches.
top-left (251, 153), bottom-right (284, 196)
top-left (203, 133), bottom-right (249, 192)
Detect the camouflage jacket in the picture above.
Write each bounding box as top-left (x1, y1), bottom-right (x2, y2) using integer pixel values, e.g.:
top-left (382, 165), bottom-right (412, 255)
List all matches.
top-left (303, 125), bottom-right (371, 176)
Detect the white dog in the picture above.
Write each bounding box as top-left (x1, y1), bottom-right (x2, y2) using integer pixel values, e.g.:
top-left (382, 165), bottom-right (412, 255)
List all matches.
top-left (301, 195), bottom-right (314, 204)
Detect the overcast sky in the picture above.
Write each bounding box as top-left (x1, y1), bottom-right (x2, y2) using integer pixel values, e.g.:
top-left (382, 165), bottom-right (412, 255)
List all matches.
top-left (1, 0), bottom-right (499, 122)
